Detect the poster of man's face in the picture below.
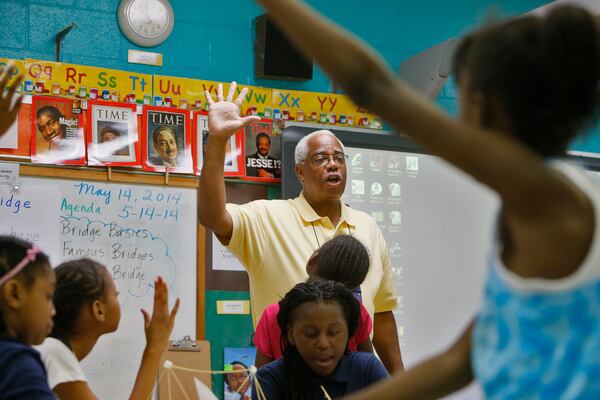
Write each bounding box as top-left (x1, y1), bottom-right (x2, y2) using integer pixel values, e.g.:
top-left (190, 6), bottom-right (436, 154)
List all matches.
top-left (151, 125), bottom-right (180, 166)
top-left (243, 120), bottom-right (281, 180)
top-left (195, 113), bottom-right (240, 175)
top-left (31, 96), bottom-right (86, 165)
top-left (37, 106), bottom-right (66, 144)
top-left (144, 109), bottom-right (192, 173)
top-left (87, 102), bottom-right (139, 166)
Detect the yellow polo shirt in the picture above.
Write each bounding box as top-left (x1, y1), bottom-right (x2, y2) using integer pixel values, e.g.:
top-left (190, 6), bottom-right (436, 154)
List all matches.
top-left (225, 192), bottom-right (398, 328)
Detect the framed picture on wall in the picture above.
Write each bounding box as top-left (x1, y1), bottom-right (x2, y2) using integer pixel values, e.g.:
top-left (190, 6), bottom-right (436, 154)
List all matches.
top-left (30, 96), bottom-right (86, 165)
top-left (86, 100), bottom-right (140, 166)
top-left (192, 111), bottom-right (244, 177)
top-left (141, 106), bottom-right (193, 173)
top-left (242, 118), bottom-right (280, 182)
top-left (223, 347), bottom-right (256, 400)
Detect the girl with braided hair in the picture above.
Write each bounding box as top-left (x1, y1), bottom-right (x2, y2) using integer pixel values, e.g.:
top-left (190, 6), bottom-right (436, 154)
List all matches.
top-left (252, 280), bottom-right (388, 400)
top-left (254, 235), bottom-right (375, 369)
top-left (35, 258), bottom-right (180, 400)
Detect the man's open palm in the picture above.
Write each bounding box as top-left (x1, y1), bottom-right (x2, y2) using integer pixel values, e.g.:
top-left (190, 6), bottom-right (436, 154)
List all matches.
top-left (205, 82), bottom-right (260, 139)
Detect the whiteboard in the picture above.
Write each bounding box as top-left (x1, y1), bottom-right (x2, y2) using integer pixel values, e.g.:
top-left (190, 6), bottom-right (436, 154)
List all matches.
top-left (0, 176), bottom-right (197, 399)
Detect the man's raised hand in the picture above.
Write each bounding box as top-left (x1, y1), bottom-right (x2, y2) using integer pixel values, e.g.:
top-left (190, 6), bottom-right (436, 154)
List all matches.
top-left (205, 82), bottom-right (261, 139)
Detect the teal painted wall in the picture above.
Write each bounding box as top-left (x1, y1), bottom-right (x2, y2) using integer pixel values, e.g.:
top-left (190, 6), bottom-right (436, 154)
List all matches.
top-left (13, 1), bottom-right (598, 151)
top-left (1, 0), bottom-right (548, 94)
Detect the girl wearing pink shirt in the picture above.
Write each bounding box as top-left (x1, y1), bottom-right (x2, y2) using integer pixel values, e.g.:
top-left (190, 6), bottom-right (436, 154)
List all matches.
top-left (254, 235), bottom-right (374, 368)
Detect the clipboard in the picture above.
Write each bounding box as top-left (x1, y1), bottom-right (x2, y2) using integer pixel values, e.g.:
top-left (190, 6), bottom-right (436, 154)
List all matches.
top-left (158, 337), bottom-right (212, 400)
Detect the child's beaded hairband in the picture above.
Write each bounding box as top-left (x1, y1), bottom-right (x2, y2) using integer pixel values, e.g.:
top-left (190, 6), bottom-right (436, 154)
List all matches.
top-left (0, 246), bottom-right (41, 287)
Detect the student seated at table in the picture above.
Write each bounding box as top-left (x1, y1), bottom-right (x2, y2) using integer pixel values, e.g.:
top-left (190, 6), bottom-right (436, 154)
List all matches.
top-left (252, 280), bottom-right (388, 400)
top-left (254, 235), bottom-right (373, 368)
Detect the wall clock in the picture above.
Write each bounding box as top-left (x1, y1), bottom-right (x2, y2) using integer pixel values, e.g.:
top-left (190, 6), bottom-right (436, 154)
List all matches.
top-left (118, 0), bottom-right (174, 47)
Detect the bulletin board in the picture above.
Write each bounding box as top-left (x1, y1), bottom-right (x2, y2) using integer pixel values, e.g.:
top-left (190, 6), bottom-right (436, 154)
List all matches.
top-left (0, 164), bottom-right (205, 399)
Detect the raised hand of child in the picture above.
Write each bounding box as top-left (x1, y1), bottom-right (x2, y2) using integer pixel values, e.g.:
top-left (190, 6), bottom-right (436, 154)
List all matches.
top-left (140, 276), bottom-right (180, 354)
top-left (130, 277), bottom-right (181, 400)
top-left (0, 64), bottom-right (24, 137)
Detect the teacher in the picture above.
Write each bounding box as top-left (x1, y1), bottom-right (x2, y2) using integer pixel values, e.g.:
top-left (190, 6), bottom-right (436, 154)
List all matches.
top-left (198, 83), bottom-right (403, 373)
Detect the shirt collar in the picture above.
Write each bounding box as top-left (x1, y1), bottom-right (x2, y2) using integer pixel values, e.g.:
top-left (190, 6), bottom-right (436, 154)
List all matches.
top-left (325, 353), bottom-right (352, 383)
top-left (340, 200), bottom-right (356, 227)
top-left (294, 192), bottom-right (356, 227)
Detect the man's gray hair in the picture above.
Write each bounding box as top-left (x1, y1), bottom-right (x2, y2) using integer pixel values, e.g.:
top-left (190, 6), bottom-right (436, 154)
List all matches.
top-left (294, 130), bottom-right (344, 165)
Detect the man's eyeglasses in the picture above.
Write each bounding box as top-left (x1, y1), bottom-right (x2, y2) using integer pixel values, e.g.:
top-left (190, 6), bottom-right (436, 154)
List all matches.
top-left (305, 153), bottom-right (349, 167)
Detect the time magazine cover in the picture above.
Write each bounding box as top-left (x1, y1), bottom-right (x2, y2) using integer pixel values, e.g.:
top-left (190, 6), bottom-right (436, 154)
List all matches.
top-left (242, 118), bottom-right (280, 182)
top-left (141, 106), bottom-right (192, 173)
top-left (192, 111), bottom-right (244, 177)
top-left (86, 100), bottom-right (140, 166)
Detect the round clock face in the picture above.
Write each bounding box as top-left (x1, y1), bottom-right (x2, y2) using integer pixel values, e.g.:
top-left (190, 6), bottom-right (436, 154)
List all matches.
top-left (127, 0), bottom-right (168, 38)
top-left (119, 0), bottom-right (174, 47)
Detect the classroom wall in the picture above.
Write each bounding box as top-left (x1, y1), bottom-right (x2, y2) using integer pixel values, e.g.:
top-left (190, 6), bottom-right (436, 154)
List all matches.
top-left (1, 0), bottom-right (558, 398)
top-left (19, 1), bottom-right (600, 153)
top-left (1, 0), bottom-right (549, 94)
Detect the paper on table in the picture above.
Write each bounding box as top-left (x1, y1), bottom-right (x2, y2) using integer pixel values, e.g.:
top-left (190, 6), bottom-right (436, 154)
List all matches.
top-left (212, 233), bottom-right (244, 271)
top-left (194, 377), bottom-right (218, 400)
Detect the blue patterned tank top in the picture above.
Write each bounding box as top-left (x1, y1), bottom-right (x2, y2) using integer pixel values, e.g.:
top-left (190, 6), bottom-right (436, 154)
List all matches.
top-left (472, 161), bottom-right (600, 399)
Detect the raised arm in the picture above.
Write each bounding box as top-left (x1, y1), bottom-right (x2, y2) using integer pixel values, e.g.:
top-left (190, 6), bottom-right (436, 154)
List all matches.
top-left (0, 63), bottom-right (24, 137)
top-left (256, 0), bottom-right (566, 217)
top-left (130, 277), bottom-right (180, 400)
top-left (197, 83), bottom-right (260, 240)
top-left (52, 278), bottom-right (180, 400)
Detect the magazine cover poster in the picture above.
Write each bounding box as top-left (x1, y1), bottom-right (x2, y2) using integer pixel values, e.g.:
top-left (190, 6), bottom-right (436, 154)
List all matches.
top-left (141, 106), bottom-right (192, 173)
top-left (192, 111), bottom-right (244, 177)
top-left (223, 347), bottom-right (256, 400)
top-left (30, 96), bottom-right (86, 165)
top-left (86, 100), bottom-right (139, 166)
top-left (242, 119), bottom-right (280, 182)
